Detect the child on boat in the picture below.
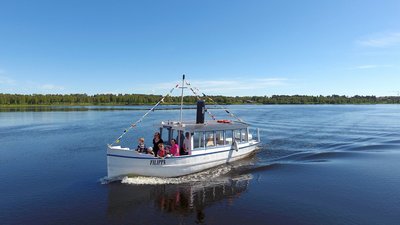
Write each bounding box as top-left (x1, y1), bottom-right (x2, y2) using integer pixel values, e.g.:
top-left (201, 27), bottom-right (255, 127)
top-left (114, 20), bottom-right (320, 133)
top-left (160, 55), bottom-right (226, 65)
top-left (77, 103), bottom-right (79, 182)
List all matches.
top-left (146, 147), bottom-right (154, 156)
top-left (136, 137), bottom-right (147, 153)
top-left (157, 143), bottom-right (166, 158)
top-left (153, 132), bottom-right (164, 157)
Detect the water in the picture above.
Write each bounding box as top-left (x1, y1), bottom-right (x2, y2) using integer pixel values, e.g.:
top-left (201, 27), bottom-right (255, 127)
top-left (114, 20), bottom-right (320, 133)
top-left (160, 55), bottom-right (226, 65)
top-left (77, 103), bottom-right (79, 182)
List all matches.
top-left (1, 105), bottom-right (399, 225)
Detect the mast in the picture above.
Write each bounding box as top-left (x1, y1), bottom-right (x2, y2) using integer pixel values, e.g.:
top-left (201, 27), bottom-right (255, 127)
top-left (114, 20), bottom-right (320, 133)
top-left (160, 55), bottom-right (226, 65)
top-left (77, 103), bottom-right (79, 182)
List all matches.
top-left (180, 74), bottom-right (185, 124)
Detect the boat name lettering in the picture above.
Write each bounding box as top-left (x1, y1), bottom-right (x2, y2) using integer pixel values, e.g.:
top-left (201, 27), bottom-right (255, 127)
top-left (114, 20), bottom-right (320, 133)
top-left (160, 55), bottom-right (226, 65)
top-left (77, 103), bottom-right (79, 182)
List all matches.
top-left (150, 159), bottom-right (166, 165)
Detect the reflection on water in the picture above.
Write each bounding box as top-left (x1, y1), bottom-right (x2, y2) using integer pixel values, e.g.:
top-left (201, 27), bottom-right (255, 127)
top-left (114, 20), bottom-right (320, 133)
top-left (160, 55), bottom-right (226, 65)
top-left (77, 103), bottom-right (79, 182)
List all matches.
top-left (107, 174), bottom-right (252, 223)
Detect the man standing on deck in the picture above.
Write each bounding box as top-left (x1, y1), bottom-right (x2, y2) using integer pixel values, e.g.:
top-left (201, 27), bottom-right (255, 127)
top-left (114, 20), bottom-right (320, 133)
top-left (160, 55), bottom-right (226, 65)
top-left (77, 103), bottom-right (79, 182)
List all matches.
top-left (182, 132), bottom-right (192, 155)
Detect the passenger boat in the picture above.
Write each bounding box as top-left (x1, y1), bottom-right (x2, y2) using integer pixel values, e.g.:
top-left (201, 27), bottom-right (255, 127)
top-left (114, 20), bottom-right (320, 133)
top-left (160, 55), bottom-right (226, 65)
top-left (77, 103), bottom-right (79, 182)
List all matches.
top-left (107, 76), bottom-right (260, 178)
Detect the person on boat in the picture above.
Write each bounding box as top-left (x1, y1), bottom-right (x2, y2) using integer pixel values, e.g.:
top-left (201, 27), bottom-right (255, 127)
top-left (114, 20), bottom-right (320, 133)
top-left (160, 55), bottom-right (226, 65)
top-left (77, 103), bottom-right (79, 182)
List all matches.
top-left (169, 139), bottom-right (180, 156)
top-left (182, 132), bottom-right (191, 155)
top-left (176, 130), bottom-right (185, 152)
top-left (152, 132), bottom-right (164, 157)
top-left (147, 147), bottom-right (154, 156)
top-left (157, 143), bottom-right (166, 158)
top-left (135, 137), bottom-right (147, 153)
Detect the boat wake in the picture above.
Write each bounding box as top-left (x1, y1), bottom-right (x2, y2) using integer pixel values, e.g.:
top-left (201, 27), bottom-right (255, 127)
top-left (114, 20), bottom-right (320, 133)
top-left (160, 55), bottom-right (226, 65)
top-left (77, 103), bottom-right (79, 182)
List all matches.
top-left (99, 176), bottom-right (122, 184)
top-left (100, 164), bottom-right (237, 185)
top-left (120, 165), bottom-right (233, 185)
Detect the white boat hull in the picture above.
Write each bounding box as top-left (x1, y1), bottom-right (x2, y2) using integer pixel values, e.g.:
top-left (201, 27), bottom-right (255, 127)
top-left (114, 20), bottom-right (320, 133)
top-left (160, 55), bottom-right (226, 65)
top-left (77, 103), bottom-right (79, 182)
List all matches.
top-left (107, 141), bottom-right (259, 178)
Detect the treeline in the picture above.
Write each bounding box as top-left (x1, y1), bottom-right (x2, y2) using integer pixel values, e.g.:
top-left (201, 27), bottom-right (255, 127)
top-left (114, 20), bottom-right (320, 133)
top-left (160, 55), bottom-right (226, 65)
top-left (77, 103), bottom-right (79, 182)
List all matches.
top-left (1, 93), bottom-right (399, 105)
top-left (247, 95), bottom-right (400, 104)
top-left (0, 94), bottom-right (165, 105)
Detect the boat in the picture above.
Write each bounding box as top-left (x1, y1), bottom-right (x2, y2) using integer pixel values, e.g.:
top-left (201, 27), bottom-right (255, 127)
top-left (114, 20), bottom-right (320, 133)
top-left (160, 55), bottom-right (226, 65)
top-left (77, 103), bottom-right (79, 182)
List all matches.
top-left (107, 75), bottom-right (260, 178)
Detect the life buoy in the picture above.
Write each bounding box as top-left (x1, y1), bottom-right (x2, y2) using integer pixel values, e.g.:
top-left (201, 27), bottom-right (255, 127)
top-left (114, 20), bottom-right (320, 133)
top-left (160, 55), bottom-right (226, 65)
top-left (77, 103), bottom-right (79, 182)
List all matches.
top-left (217, 119), bottom-right (231, 123)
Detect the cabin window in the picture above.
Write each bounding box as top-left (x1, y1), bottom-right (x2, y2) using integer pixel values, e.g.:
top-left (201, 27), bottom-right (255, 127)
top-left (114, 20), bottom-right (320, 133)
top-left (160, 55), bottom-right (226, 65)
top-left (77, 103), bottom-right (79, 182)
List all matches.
top-left (160, 127), bottom-right (174, 145)
top-left (238, 129), bottom-right (246, 142)
top-left (167, 128), bottom-right (175, 145)
top-left (193, 131), bottom-right (205, 149)
top-left (159, 128), bottom-right (164, 141)
top-left (215, 130), bottom-right (224, 146)
top-left (225, 130), bottom-right (233, 145)
top-left (243, 128), bottom-right (249, 142)
top-left (205, 131), bottom-right (215, 147)
top-left (176, 130), bottom-right (185, 147)
top-left (234, 130), bottom-right (241, 142)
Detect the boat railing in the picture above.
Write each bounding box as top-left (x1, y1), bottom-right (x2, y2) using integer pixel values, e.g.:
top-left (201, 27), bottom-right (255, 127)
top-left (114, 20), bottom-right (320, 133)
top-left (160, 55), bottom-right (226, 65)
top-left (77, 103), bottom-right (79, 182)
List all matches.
top-left (248, 127), bottom-right (260, 142)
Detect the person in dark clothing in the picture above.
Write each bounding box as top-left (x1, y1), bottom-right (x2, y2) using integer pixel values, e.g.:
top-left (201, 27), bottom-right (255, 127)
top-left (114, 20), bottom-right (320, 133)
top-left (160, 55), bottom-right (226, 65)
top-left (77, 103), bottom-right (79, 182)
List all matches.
top-left (176, 130), bottom-right (185, 155)
top-left (152, 132), bottom-right (164, 157)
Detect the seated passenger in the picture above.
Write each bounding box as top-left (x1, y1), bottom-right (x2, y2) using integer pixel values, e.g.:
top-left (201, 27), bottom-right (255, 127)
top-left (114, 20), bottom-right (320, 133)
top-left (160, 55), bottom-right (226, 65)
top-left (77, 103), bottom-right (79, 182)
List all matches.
top-left (147, 147), bottom-right (154, 156)
top-left (136, 137), bottom-right (147, 153)
top-left (169, 139), bottom-right (180, 156)
top-left (157, 143), bottom-right (166, 158)
top-left (206, 135), bottom-right (214, 147)
top-left (153, 132), bottom-right (164, 157)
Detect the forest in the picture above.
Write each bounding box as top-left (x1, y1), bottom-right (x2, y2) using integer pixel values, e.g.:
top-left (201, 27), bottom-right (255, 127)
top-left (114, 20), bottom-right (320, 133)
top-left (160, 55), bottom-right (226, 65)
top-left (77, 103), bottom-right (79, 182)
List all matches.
top-left (1, 93), bottom-right (399, 105)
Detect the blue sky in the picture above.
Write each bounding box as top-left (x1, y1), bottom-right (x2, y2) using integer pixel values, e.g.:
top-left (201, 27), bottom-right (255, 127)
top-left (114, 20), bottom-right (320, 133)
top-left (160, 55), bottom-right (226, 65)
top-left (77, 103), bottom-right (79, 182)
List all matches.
top-left (0, 0), bottom-right (399, 96)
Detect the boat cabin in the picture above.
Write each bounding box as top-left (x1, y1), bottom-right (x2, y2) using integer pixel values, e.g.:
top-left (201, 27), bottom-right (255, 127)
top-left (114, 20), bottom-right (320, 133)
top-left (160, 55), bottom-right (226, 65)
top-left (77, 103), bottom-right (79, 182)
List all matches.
top-left (159, 120), bottom-right (251, 155)
top-left (157, 100), bottom-right (253, 155)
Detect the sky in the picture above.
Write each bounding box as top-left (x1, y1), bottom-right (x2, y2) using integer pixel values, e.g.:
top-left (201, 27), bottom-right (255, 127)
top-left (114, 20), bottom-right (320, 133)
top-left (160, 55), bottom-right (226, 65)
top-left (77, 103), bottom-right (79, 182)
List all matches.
top-left (0, 0), bottom-right (399, 97)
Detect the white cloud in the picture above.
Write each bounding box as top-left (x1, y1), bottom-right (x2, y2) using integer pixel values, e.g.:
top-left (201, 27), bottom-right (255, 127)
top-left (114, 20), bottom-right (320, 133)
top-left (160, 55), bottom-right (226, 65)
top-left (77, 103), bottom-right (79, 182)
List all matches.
top-left (357, 32), bottom-right (400, 47)
top-left (40, 84), bottom-right (65, 91)
top-left (0, 75), bottom-right (16, 85)
top-left (19, 81), bottom-right (66, 93)
top-left (354, 64), bottom-right (393, 69)
top-left (136, 77), bottom-right (290, 96)
top-left (253, 78), bottom-right (289, 86)
top-left (193, 78), bottom-right (288, 92)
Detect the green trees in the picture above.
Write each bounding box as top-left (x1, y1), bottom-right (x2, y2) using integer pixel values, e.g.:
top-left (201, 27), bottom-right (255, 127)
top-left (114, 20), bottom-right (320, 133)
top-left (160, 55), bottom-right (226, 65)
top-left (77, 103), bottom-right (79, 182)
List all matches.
top-left (0, 93), bottom-right (399, 105)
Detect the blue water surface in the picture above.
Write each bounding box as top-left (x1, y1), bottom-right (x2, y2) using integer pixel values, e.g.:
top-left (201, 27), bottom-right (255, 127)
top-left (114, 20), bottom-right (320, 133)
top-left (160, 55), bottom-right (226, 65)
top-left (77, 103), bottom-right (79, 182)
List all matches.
top-left (0, 105), bottom-right (399, 225)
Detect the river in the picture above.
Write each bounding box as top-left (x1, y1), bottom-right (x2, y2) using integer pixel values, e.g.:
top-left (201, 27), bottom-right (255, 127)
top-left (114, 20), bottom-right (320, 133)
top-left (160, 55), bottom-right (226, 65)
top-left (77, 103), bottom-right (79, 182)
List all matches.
top-left (0, 105), bottom-right (399, 224)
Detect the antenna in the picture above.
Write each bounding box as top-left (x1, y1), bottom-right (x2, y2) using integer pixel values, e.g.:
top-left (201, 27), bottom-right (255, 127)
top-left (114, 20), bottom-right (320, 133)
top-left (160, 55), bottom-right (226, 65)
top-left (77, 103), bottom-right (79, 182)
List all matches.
top-left (179, 74), bottom-right (186, 124)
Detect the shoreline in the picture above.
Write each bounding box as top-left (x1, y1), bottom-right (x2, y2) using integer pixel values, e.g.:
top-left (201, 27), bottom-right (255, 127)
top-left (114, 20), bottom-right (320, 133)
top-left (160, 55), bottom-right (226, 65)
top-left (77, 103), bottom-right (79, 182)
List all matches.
top-left (2, 94), bottom-right (400, 106)
top-left (1, 103), bottom-right (399, 113)
top-left (1, 102), bottom-right (400, 107)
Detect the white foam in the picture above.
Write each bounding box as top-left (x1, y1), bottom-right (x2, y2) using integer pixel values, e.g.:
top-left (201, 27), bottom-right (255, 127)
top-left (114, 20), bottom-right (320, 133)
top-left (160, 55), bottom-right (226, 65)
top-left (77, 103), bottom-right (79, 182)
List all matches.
top-left (121, 165), bottom-right (233, 185)
top-left (99, 176), bottom-right (122, 184)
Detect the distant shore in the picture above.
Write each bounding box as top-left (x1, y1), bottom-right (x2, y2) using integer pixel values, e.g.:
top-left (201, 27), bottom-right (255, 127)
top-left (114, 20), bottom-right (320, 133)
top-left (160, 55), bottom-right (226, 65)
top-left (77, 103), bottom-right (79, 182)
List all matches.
top-left (1, 93), bottom-right (399, 106)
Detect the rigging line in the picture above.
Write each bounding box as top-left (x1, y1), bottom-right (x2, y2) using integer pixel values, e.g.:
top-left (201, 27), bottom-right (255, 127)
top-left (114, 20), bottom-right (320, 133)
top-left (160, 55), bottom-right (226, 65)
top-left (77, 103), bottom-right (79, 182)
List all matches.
top-left (185, 80), bottom-right (244, 122)
top-left (111, 83), bottom-right (180, 146)
top-left (179, 74), bottom-right (185, 124)
top-left (199, 88), bottom-right (244, 122)
top-left (185, 81), bottom-right (217, 120)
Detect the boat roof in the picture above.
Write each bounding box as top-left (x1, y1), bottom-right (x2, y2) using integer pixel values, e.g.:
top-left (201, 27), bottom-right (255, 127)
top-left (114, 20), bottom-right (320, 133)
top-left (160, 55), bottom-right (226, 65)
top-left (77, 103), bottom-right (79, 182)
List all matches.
top-left (161, 120), bottom-right (249, 132)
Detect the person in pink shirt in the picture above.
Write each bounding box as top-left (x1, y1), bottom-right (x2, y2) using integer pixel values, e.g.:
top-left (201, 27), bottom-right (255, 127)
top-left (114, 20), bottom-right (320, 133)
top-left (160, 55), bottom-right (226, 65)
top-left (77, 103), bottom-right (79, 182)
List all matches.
top-left (169, 139), bottom-right (180, 156)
